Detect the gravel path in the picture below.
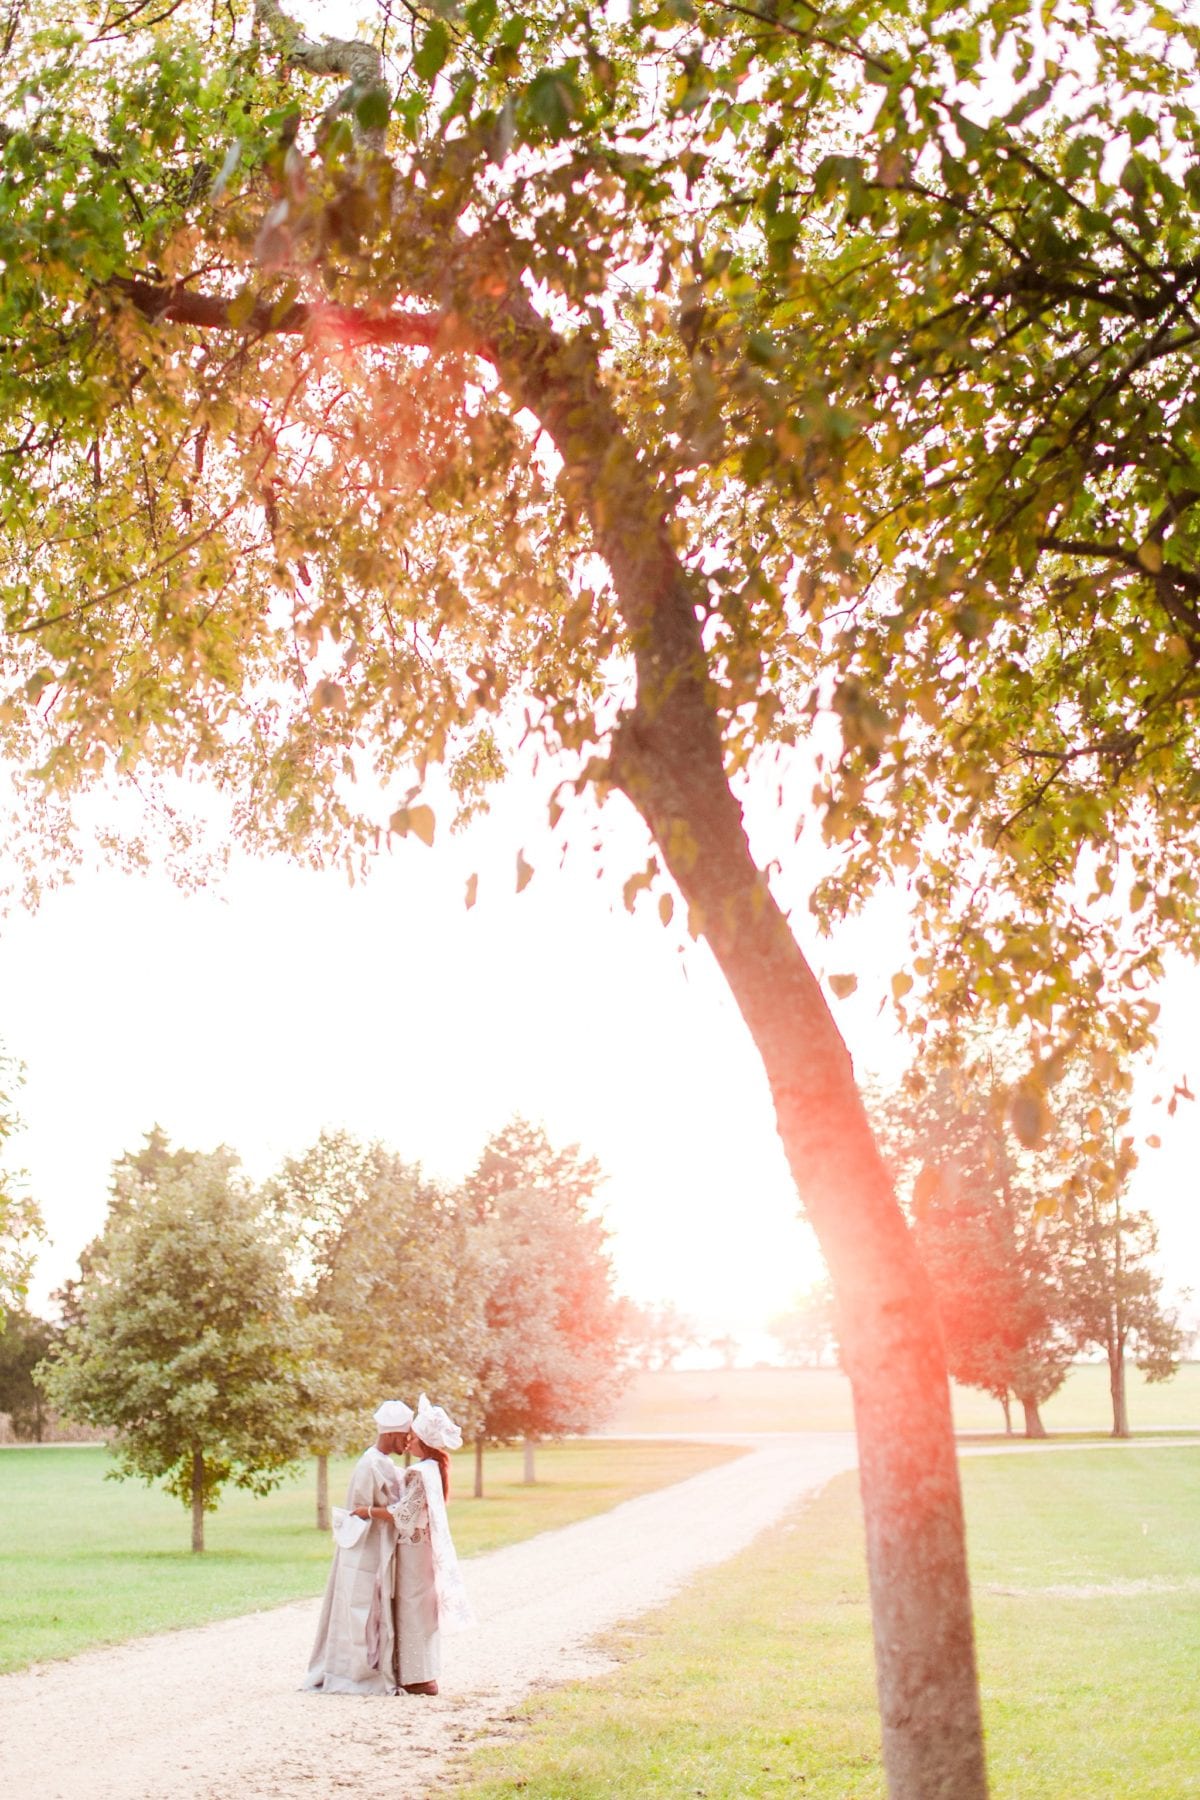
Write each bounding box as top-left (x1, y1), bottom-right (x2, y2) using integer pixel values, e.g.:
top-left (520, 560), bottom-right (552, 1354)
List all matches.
top-left (0, 1434), bottom-right (857, 1800)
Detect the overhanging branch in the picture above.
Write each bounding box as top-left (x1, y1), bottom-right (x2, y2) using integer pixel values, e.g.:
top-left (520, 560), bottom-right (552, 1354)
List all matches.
top-left (112, 276), bottom-right (488, 359)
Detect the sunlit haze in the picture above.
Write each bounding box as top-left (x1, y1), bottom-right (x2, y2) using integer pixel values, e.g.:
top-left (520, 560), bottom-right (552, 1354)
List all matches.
top-left (2, 760), bottom-right (1198, 1352)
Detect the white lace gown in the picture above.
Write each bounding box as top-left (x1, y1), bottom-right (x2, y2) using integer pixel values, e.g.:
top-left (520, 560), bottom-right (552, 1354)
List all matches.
top-left (388, 1460), bottom-right (476, 1686)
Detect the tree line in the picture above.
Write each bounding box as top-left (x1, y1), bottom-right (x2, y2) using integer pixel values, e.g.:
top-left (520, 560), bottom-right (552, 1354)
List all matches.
top-left (771, 1042), bottom-right (1186, 1439)
top-left (14, 1118), bottom-right (628, 1551)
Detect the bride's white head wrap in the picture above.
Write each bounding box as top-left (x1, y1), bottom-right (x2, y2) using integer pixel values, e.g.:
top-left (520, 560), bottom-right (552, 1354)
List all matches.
top-left (412, 1393), bottom-right (463, 1452)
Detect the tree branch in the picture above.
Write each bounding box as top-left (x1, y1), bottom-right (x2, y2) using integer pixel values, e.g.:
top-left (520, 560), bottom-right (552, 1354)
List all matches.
top-left (112, 276), bottom-right (466, 357)
top-left (253, 0), bottom-right (389, 148)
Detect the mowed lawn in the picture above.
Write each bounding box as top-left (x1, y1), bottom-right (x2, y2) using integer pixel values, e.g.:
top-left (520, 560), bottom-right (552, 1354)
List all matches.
top-left (0, 1437), bottom-right (741, 1674)
top-left (453, 1446), bottom-right (1200, 1800)
top-left (610, 1361), bottom-right (1200, 1437)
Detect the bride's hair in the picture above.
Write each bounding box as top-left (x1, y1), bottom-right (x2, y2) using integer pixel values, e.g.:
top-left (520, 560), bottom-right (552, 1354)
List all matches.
top-left (413, 1438), bottom-right (451, 1500)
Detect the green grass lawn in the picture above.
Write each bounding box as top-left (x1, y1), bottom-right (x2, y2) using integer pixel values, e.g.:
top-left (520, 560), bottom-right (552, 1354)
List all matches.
top-left (609, 1360), bottom-right (1200, 1436)
top-left (0, 1437), bottom-right (741, 1674)
top-left (451, 1446), bottom-right (1200, 1800)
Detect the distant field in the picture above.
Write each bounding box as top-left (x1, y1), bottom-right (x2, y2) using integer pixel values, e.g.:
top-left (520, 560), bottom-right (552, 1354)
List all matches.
top-left (454, 1445), bottom-right (1200, 1800)
top-left (0, 1437), bottom-right (741, 1674)
top-left (608, 1361), bottom-right (1200, 1436)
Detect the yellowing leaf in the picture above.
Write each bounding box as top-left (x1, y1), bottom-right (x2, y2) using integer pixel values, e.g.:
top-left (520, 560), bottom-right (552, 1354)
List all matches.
top-left (1145, 1133), bottom-right (1162, 1149)
top-left (829, 973), bottom-right (858, 999)
top-left (389, 803), bottom-right (435, 846)
top-left (516, 850), bottom-right (534, 893)
top-left (891, 971), bottom-right (914, 1001)
top-left (465, 872), bottom-right (478, 910)
top-left (312, 678), bottom-right (346, 713)
top-left (406, 804), bottom-right (436, 847)
top-left (1136, 540), bottom-right (1163, 573)
top-left (658, 892), bottom-right (674, 927)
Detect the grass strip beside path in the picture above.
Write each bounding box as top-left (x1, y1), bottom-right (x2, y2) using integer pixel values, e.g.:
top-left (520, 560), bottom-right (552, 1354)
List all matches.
top-left (452, 1446), bottom-right (1200, 1800)
top-left (0, 1438), bottom-right (741, 1674)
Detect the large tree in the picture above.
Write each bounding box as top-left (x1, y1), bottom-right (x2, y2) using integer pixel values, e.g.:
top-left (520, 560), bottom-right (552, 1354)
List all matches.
top-left (8, 2), bottom-right (1200, 1789)
top-left (42, 1137), bottom-right (321, 1549)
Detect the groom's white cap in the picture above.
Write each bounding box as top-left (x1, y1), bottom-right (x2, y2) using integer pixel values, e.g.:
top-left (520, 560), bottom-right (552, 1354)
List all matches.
top-left (374, 1399), bottom-right (414, 1430)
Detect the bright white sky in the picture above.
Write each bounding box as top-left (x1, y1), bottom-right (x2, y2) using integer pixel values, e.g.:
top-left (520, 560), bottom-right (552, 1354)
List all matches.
top-left (2, 758), bottom-right (1198, 1349)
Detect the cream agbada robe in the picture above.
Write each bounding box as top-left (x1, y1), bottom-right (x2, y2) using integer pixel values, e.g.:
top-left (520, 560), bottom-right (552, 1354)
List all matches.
top-left (303, 1445), bottom-right (403, 1695)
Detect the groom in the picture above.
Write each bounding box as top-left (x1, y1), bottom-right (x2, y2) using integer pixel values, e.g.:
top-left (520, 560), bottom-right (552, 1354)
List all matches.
top-left (302, 1399), bottom-right (413, 1694)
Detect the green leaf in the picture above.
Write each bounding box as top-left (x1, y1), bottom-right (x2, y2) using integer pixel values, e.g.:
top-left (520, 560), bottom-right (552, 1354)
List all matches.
top-left (525, 68), bottom-right (583, 138)
top-left (414, 21), bottom-right (451, 84)
top-left (355, 85), bottom-right (391, 133)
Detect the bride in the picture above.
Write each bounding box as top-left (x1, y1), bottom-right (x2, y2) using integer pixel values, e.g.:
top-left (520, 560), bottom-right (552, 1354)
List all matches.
top-left (353, 1393), bottom-right (475, 1694)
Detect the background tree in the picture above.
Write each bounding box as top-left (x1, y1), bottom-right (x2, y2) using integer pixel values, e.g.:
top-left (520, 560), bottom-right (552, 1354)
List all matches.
top-left (877, 1056), bottom-right (1075, 1438)
top-left (42, 1138), bottom-right (321, 1550)
top-left (0, 1050), bottom-right (43, 1328)
top-left (14, 2), bottom-right (1200, 1787)
top-left (269, 1128), bottom-right (484, 1522)
top-left (1056, 1096), bottom-right (1183, 1438)
top-left (464, 1121), bottom-right (625, 1492)
top-left (771, 1282), bottom-right (838, 1371)
top-left (709, 1332), bottom-right (740, 1371)
top-left (619, 1300), bottom-right (701, 1374)
top-left (0, 1306), bottom-right (56, 1440)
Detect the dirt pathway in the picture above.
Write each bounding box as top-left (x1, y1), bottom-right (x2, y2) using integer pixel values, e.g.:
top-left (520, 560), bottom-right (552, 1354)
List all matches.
top-left (0, 1434), bottom-right (857, 1800)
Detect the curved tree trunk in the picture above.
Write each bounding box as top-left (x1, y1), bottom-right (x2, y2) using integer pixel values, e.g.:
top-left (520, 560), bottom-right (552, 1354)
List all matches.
top-left (523, 1437), bottom-right (536, 1485)
top-left (483, 305), bottom-right (989, 1800)
top-left (315, 1453), bottom-right (330, 1531)
top-left (191, 1448), bottom-right (205, 1554)
top-left (1019, 1395), bottom-right (1047, 1438)
top-left (474, 1436), bottom-right (484, 1500)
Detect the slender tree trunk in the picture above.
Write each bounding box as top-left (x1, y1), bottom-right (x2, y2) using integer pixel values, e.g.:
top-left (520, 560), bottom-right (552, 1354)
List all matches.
top-left (474, 1436), bottom-right (484, 1500)
top-left (315, 1453), bottom-right (330, 1531)
top-left (190, 1449), bottom-right (205, 1554)
top-left (1000, 1391), bottom-right (1013, 1435)
top-left (1018, 1395), bottom-right (1047, 1438)
top-left (523, 1436), bottom-right (536, 1485)
top-left (1110, 1342), bottom-right (1130, 1438)
top-left (485, 290), bottom-right (988, 1800)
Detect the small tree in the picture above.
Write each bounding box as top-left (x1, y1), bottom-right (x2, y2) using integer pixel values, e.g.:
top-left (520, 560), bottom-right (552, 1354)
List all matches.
top-left (621, 1301), bottom-right (701, 1374)
top-left (464, 1122), bottom-right (626, 1493)
top-left (771, 1282), bottom-right (838, 1370)
top-left (0, 1307), bottom-right (56, 1439)
top-left (0, 1051), bottom-right (43, 1329)
top-left (268, 1129), bottom-right (483, 1524)
top-left (877, 1057), bottom-right (1074, 1437)
top-left (42, 1137), bottom-right (320, 1549)
top-left (1058, 1097), bottom-right (1183, 1438)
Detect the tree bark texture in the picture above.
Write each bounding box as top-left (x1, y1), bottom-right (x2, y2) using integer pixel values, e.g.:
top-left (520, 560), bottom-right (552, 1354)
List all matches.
top-left (191, 1449), bottom-right (205, 1554)
top-left (316, 1453), bottom-right (330, 1531)
top-left (474, 1436), bottom-right (484, 1500)
top-left (523, 1437), bottom-right (536, 1485)
top-left (1019, 1395), bottom-right (1047, 1438)
top-left (485, 305), bottom-right (989, 1800)
top-left (1110, 1345), bottom-right (1130, 1437)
